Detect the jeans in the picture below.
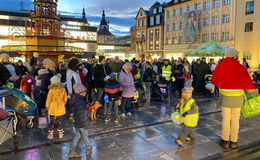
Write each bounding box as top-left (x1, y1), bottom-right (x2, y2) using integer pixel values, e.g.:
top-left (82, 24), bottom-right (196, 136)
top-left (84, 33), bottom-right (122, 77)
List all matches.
top-left (179, 126), bottom-right (195, 142)
top-left (105, 100), bottom-right (119, 120)
top-left (95, 88), bottom-right (104, 102)
top-left (72, 128), bottom-right (91, 150)
top-left (144, 82), bottom-right (151, 103)
top-left (121, 97), bottom-right (132, 114)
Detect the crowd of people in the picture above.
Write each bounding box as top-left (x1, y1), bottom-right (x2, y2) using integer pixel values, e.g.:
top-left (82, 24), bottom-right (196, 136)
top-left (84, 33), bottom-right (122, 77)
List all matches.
top-left (0, 49), bottom-right (259, 157)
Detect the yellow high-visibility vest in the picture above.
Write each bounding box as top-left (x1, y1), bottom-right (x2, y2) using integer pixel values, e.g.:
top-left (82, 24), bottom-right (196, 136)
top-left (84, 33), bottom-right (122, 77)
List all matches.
top-left (134, 71), bottom-right (141, 80)
top-left (176, 98), bottom-right (199, 127)
top-left (162, 65), bottom-right (172, 78)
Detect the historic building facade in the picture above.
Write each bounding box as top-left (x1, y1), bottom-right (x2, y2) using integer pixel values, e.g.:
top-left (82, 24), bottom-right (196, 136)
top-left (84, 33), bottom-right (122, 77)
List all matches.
top-left (135, 2), bottom-right (167, 58)
top-left (164, 0), bottom-right (236, 58)
top-left (235, 0), bottom-right (259, 68)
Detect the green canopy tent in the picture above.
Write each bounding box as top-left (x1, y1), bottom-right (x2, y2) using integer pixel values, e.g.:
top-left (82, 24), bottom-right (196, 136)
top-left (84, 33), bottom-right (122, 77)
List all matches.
top-left (185, 40), bottom-right (226, 57)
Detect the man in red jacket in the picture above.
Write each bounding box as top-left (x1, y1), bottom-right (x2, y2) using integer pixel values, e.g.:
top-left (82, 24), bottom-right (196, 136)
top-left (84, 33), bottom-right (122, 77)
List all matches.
top-left (212, 48), bottom-right (256, 149)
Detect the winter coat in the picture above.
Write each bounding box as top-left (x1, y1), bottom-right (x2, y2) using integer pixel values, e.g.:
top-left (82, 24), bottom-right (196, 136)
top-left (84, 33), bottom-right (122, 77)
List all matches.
top-left (46, 83), bottom-right (67, 116)
top-left (30, 57), bottom-right (38, 67)
top-left (119, 70), bottom-right (135, 98)
top-left (69, 94), bottom-right (88, 128)
top-left (66, 69), bottom-right (82, 95)
top-left (41, 69), bottom-right (55, 92)
top-left (15, 65), bottom-right (28, 77)
top-left (105, 79), bottom-right (122, 101)
top-left (143, 66), bottom-right (155, 82)
top-left (212, 58), bottom-right (256, 89)
top-left (0, 63), bottom-right (11, 87)
top-left (110, 62), bottom-right (123, 73)
top-left (200, 62), bottom-right (212, 78)
top-left (93, 64), bottom-right (111, 88)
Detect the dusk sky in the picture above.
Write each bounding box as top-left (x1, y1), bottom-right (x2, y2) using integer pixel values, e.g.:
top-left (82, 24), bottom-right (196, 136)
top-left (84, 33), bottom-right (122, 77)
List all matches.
top-left (0, 0), bottom-right (166, 37)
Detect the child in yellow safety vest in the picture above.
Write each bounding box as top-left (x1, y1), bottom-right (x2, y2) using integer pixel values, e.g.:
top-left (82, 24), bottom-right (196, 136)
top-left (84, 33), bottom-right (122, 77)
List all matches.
top-left (173, 86), bottom-right (199, 146)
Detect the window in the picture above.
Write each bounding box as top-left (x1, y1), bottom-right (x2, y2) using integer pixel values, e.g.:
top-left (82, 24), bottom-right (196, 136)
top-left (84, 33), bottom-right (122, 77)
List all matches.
top-left (174, 9), bottom-right (179, 16)
top-left (173, 23), bottom-right (178, 31)
top-left (167, 24), bottom-right (172, 31)
top-left (223, 0), bottom-right (231, 6)
top-left (167, 37), bottom-right (172, 45)
top-left (245, 22), bottom-right (253, 32)
top-left (187, 5), bottom-right (193, 12)
top-left (213, 16), bottom-right (219, 24)
top-left (204, 1), bottom-right (210, 10)
top-left (156, 15), bottom-right (160, 24)
top-left (155, 29), bottom-right (160, 37)
top-left (222, 32), bottom-right (229, 41)
top-left (203, 33), bottom-right (209, 42)
top-left (195, 3), bottom-right (201, 10)
top-left (153, 8), bottom-right (157, 14)
top-left (212, 33), bottom-right (219, 41)
top-left (155, 40), bottom-right (159, 50)
top-left (167, 11), bottom-right (172, 18)
top-left (213, 0), bottom-right (220, 8)
top-left (246, 1), bottom-right (254, 15)
top-left (223, 14), bottom-right (230, 23)
top-left (150, 17), bottom-right (154, 26)
top-left (179, 22), bottom-right (182, 30)
top-left (159, 7), bottom-right (163, 13)
top-left (149, 41), bottom-right (153, 50)
top-left (149, 30), bottom-right (153, 38)
top-left (204, 17), bottom-right (210, 26)
top-left (180, 8), bottom-right (185, 15)
top-left (142, 20), bottom-right (145, 27)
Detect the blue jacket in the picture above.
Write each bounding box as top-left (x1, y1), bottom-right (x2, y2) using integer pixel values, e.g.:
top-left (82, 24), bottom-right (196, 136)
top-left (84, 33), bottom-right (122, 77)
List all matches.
top-left (69, 94), bottom-right (88, 128)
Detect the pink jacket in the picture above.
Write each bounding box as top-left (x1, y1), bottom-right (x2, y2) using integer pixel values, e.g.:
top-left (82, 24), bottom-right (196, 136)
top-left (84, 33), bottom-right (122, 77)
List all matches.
top-left (119, 70), bottom-right (135, 98)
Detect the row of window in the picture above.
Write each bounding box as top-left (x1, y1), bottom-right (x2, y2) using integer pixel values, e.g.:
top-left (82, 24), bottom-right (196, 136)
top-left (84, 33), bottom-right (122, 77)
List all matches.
top-left (167, 0), bottom-right (231, 18)
top-left (166, 14), bottom-right (230, 31)
top-left (166, 32), bottom-right (230, 45)
top-left (150, 15), bottom-right (161, 26)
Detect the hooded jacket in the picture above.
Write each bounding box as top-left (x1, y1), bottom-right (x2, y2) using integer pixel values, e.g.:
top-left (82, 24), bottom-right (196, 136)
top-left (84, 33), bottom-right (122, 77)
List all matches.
top-left (212, 58), bottom-right (256, 89)
top-left (46, 83), bottom-right (67, 116)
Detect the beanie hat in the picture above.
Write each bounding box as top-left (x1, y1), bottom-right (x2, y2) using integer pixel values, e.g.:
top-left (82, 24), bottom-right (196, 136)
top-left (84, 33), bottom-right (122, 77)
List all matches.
top-left (45, 60), bottom-right (56, 71)
top-left (109, 72), bottom-right (118, 80)
top-left (122, 63), bottom-right (132, 71)
top-left (0, 53), bottom-right (10, 59)
top-left (50, 74), bottom-right (61, 84)
top-left (99, 56), bottom-right (105, 63)
top-left (42, 58), bottom-right (51, 66)
top-left (225, 48), bottom-right (239, 58)
top-left (33, 52), bottom-right (39, 58)
top-left (73, 83), bottom-right (86, 94)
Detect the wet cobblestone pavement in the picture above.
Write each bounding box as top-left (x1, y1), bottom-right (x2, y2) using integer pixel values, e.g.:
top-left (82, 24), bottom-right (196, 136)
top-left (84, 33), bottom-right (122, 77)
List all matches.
top-left (0, 96), bottom-right (260, 160)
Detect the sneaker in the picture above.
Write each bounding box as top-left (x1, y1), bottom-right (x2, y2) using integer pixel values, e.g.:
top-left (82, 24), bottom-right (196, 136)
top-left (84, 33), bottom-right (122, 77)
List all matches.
top-left (121, 113), bottom-right (126, 118)
top-left (86, 147), bottom-right (92, 156)
top-left (176, 139), bottom-right (183, 146)
top-left (58, 130), bottom-right (64, 139)
top-left (230, 141), bottom-right (238, 149)
top-left (69, 149), bottom-right (81, 158)
top-left (47, 131), bottom-right (54, 140)
top-left (219, 139), bottom-right (229, 149)
top-left (126, 112), bottom-right (132, 117)
top-left (114, 119), bottom-right (119, 124)
top-left (104, 118), bottom-right (110, 123)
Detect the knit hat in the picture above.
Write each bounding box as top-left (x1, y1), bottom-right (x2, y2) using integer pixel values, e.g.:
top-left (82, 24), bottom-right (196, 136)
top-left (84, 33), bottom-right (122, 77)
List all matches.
top-left (50, 74), bottom-right (61, 84)
top-left (73, 83), bottom-right (86, 94)
top-left (45, 60), bottom-right (56, 71)
top-left (122, 63), bottom-right (132, 71)
top-left (182, 86), bottom-right (194, 92)
top-left (38, 69), bottom-right (48, 75)
top-left (33, 52), bottom-right (39, 58)
top-left (109, 72), bottom-right (118, 80)
top-left (42, 58), bottom-right (51, 66)
top-left (99, 56), bottom-right (105, 63)
top-left (0, 53), bottom-right (10, 59)
top-left (225, 48), bottom-right (239, 58)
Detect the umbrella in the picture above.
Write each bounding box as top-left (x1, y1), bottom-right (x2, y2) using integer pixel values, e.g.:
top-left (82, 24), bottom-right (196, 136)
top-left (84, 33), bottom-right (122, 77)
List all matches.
top-left (185, 40), bottom-right (226, 57)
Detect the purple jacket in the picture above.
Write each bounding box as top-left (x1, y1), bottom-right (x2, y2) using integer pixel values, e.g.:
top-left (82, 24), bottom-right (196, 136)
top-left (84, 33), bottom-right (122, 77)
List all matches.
top-left (119, 70), bottom-right (135, 98)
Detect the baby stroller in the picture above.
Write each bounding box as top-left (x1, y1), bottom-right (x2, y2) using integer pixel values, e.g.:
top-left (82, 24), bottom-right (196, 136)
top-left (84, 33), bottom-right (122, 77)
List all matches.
top-left (152, 78), bottom-right (170, 103)
top-left (0, 83), bottom-right (38, 149)
top-left (205, 74), bottom-right (218, 97)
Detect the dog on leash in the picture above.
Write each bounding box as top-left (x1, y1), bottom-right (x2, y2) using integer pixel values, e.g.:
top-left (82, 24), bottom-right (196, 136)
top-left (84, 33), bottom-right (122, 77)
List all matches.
top-left (88, 101), bottom-right (102, 120)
